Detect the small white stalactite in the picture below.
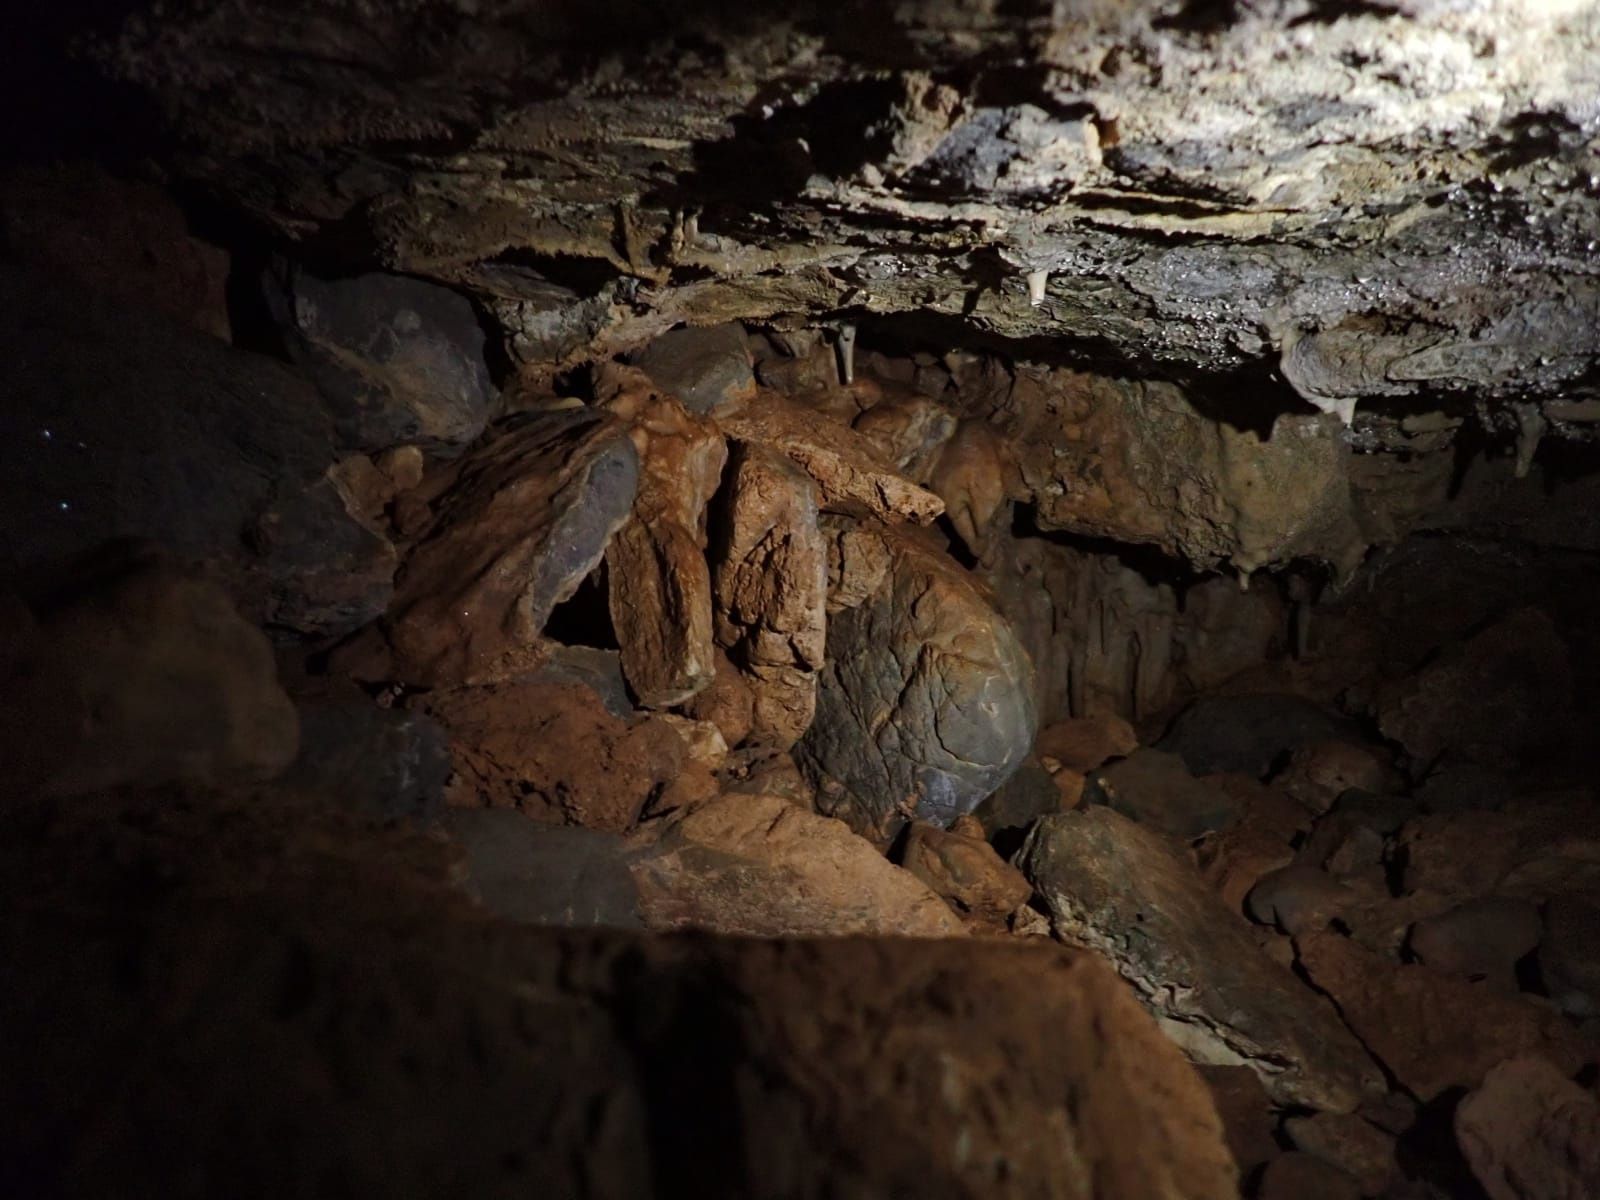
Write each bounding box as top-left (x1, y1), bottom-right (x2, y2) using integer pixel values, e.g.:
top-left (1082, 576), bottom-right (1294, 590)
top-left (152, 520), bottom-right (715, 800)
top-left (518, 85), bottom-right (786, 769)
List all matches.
top-left (1027, 269), bottom-right (1049, 307)
top-left (1512, 402), bottom-right (1546, 479)
top-left (683, 210), bottom-right (700, 247)
top-left (835, 323), bottom-right (857, 385)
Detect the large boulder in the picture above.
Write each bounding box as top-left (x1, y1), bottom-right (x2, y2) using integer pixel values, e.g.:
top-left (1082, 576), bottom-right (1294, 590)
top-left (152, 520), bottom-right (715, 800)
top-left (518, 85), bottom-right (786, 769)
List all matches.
top-left (1085, 748), bottom-right (1242, 839)
top-left (710, 443), bottom-right (828, 748)
top-left (0, 266), bottom-right (395, 637)
top-left (385, 410), bottom-right (638, 685)
top-left (1019, 807), bottom-right (1383, 1112)
top-left (1157, 693), bottom-right (1357, 778)
top-left (0, 544), bottom-right (300, 796)
top-left (1455, 1056), bottom-right (1600, 1200)
top-left (263, 260), bottom-right (495, 452)
top-left (798, 522), bottom-right (1038, 839)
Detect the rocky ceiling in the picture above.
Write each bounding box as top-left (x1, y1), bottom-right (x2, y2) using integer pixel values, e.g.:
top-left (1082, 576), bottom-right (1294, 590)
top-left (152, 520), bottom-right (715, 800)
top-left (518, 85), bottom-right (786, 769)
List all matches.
top-left (72, 0), bottom-right (1600, 435)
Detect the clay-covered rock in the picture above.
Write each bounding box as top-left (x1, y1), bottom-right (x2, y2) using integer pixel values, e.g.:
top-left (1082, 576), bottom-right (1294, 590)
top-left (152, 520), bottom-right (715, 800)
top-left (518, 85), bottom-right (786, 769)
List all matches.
top-left (279, 699), bottom-right (449, 824)
top-left (1278, 740), bottom-right (1397, 814)
top-left (1196, 823), bottom-right (1297, 915)
top-left (799, 522), bottom-right (1037, 839)
top-left (603, 386), bottom-right (726, 708)
top-left (1409, 897), bottom-right (1541, 991)
top-left (386, 410), bottom-right (639, 684)
top-left (1036, 713), bottom-right (1139, 774)
top-left (718, 392), bottom-right (945, 524)
top-left (1376, 607), bottom-right (1574, 772)
top-left (1157, 693), bottom-right (1356, 778)
top-left (1197, 1064), bottom-right (1280, 1178)
top-left (1019, 807), bottom-right (1383, 1112)
top-left (420, 677), bottom-right (686, 832)
top-left (710, 443), bottom-right (827, 748)
top-left (0, 545), bottom-right (300, 796)
top-left (627, 321), bottom-right (756, 416)
top-left (1247, 864), bottom-right (1355, 936)
top-left (1455, 1055), bottom-right (1600, 1200)
top-left (850, 389), bottom-right (958, 482)
top-left (263, 259), bottom-right (494, 451)
top-left (1086, 748), bottom-right (1242, 839)
top-left (1283, 1111), bottom-right (1397, 1195)
top-left (898, 819), bottom-right (1034, 930)
top-left (681, 649), bottom-right (755, 748)
top-left (1295, 930), bottom-right (1593, 1101)
top-left (0, 266), bottom-right (395, 637)
top-left (630, 793), bottom-right (968, 938)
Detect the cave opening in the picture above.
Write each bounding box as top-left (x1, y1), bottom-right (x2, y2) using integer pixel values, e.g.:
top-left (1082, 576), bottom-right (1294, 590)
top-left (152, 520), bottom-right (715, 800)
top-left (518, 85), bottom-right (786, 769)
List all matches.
top-left (4, 3), bottom-right (1600, 1198)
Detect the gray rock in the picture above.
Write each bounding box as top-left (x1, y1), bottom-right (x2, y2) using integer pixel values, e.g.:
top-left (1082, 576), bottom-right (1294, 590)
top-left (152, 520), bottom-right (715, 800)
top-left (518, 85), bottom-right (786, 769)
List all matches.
top-left (0, 265), bottom-right (394, 638)
top-left (1018, 806), bottom-right (1383, 1112)
top-left (445, 809), bottom-right (644, 928)
top-left (1086, 749), bottom-right (1241, 839)
top-left (264, 260), bottom-right (494, 452)
top-left (797, 523), bottom-right (1037, 840)
top-left (282, 699), bottom-right (450, 823)
top-left (531, 646), bottom-right (634, 718)
top-left (628, 322), bottom-right (755, 416)
top-left (1157, 693), bottom-right (1355, 778)
top-left (972, 764), bottom-right (1062, 845)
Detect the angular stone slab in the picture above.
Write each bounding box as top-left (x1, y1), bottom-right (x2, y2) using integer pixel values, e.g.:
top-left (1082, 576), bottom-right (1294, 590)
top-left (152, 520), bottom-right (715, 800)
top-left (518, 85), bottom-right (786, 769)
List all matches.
top-left (627, 321), bottom-right (756, 416)
top-left (386, 410), bottom-right (638, 685)
top-left (797, 521), bottom-right (1037, 839)
top-left (1018, 806), bottom-right (1384, 1113)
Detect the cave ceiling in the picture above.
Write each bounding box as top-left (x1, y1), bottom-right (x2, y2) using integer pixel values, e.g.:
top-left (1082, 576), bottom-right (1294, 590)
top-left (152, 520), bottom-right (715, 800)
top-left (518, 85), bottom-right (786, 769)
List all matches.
top-left (74, 0), bottom-right (1600, 427)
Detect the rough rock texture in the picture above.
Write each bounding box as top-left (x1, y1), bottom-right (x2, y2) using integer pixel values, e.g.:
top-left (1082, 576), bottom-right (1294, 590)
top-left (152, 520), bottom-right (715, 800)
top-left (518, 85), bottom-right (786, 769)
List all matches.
top-left (262, 260), bottom-right (495, 452)
top-left (419, 678), bottom-right (686, 832)
top-left (385, 410), bottom-right (638, 684)
top-left (1455, 1056), bottom-right (1600, 1200)
top-left (627, 322), bottom-right (755, 416)
top-left (630, 793), bottom-right (969, 939)
top-left (1036, 714), bottom-right (1139, 774)
top-left (719, 394), bottom-right (945, 524)
top-left (799, 522), bottom-right (1038, 839)
top-left (1283, 1111), bottom-right (1397, 1196)
top-left (0, 785), bottom-right (1242, 1200)
top-left (710, 444), bottom-right (827, 748)
top-left (279, 700), bottom-right (450, 824)
top-left (0, 545), bottom-right (299, 796)
top-left (1, 266), bottom-right (395, 637)
top-left (1086, 749), bottom-right (1241, 840)
top-left (1295, 931), bottom-right (1594, 1101)
top-left (898, 819), bottom-right (1034, 931)
top-left (1158, 693), bottom-right (1356, 778)
top-left (682, 648), bottom-right (756, 748)
top-left (603, 384), bottom-right (727, 707)
top-left (1019, 807), bottom-right (1383, 1112)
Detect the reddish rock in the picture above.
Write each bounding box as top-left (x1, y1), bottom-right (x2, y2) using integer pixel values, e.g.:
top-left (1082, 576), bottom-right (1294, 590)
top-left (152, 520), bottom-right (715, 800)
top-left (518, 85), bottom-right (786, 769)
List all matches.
top-left (421, 677), bottom-right (685, 832)
top-left (1284, 1111), bottom-right (1397, 1195)
top-left (1088, 748), bottom-right (1242, 838)
top-left (1396, 794), bottom-right (1600, 906)
top-left (681, 649), bottom-right (755, 748)
top-left (630, 793), bottom-right (968, 938)
top-left (718, 392), bottom-right (944, 524)
top-left (1256, 1151), bottom-right (1362, 1200)
top-left (1020, 808), bottom-right (1384, 1112)
top-left (1278, 739), bottom-right (1397, 813)
top-left (1409, 898), bottom-right (1541, 991)
top-left (850, 388), bottom-right (958, 482)
top-left (1036, 713), bottom-right (1139, 774)
top-left (1455, 1055), bottom-right (1600, 1200)
top-left (1197, 1064), bottom-right (1281, 1177)
top-left (898, 821), bottom-right (1034, 930)
top-left (927, 418), bottom-right (1019, 556)
top-left (711, 443), bottom-right (828, 748)
top-left (1196, 824), bottom-right (1297, 915)
top-left (1295, 930), bottom-right (1594, 1101)
top-left (1248, 864), bottom-right (1355, 935)
top-left (387, 410), bottom-right (639, 685)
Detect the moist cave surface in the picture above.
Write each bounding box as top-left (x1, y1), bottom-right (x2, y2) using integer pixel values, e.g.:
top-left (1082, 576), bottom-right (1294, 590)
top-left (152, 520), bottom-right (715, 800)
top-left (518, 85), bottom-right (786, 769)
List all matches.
top-left (3, 3), bottom-right (1600, 1199)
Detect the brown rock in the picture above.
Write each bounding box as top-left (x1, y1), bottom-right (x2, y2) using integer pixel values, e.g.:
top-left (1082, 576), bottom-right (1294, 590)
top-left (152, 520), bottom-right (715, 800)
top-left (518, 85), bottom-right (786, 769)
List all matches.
top-left (1247, 864), bottom-right (1355, 935)
top-left (681, 649), bottom-right (755, 748)
top-left (1455, 1055), bottom-right (1600, 1200)
top-left (1088, 748), bottom-right (1242, 839)
top-left (850, 389), bottom-right (958, 482)
top-left (1543, 897), bottom-right (1600, 1018)
top-left (1295, 930), bottom-right (1594, 1100)
top-left (718, 392), bottom-right (944, 524)
top-left (627, 321), bottom-right (756, 416)
top-left (1284, 1111), bottom-right (1397, 1195)
top-left (927, 418), bottom-right (1018, 555)
top-left (421, 677), bottom-right (685, 832)
top-left (630, 793), bottom-right (968, 938)
top-left (1278, 740), bottom-right (1397, 813)
top-left (1257, 1152), bottom-right (1362, 1200)
top-left (387, 410), bottom-right (639, 685)
top-left (1397, 794), bottom-right (1600, 906)
top-left (1036, 713), bottom-right (1139, 773)
top-left (603, 384), bottom-right (728, 708)
top-left (1197, 1064), bottom-right (1281, 1177)
top-left (720, 747), bottom-right (816, 810)
top-left (1409, 897), bottom-right (1541, 991)
top-left (898, 821), bottom-right (1034, 930)
top-left (1196, 824), bottom-right (1297, 915)
top-left (1019, 807), bottom-right (1384, 1112)
top-left (651, 715), bottom-right (728, 769)
top-left (1, 545), bottom-right (300, 797)
top-left (711, 443), bottom-right (828, 748)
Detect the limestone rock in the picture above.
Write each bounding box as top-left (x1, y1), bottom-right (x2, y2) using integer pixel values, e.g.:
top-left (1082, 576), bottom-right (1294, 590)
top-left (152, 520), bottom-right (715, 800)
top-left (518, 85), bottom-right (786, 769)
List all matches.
top-left (1036, 713), bottom-right (1139, 774)
top-left (0, 265), bottom-right (395, 637)
top-left (651, 714), bottom-right (728, 769)
top-left (1195, 824), bottom-right (1297, 916)
top-left (1376, 607), bottom-right (1574, 771)
top-left (278, 700), bottom-right (449, 824)
top-left (1247, 865), bottom-right (1355, 936)
top-left (927, 418), bottom-right (1018, 556)
top-left (1396, 794), bottom-right (1600, 908)
top-left (898, 820), bottom-right (1033, 930)
top-left (1295, 930), bottom-right (1593, 1101)
top-left (1019, 807), bottom-right (1383, 1112)
top-left (1, 545), bottom-right (299, 797)
top-left (718, 393), bottom-right (944, 524)
top-left (710, 443), bottom-right (828, 749)
top-left (973, 764), bottom-right (1068, 846)
top-left (850, 389), bottom-right (958, 482)
top-left (420, 678), bottom-right (685, 833)
top-left (681, 649), bottom-right (755, 748)
top-left (603, 382), bottom-right (727, 708)
top-left (386, 410), bottom-right (639, 685)
top-left (627, 321), bottom-right (755, 416)
top-left (630, 793), bottom-right (968, 938)
top-left (1086, 748), bottom-right (1242, 839)
top-left (1278, 740), bottom-right (1398, 814)
top-left (263, 259), bottom-right (494, 451)
top-left (1455, 1055), bottom-right (1600, 1200)
top-left (1157, 693), bottom-right (1357, 779)
top-left (799, 522), bottom-right (1038, 839)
